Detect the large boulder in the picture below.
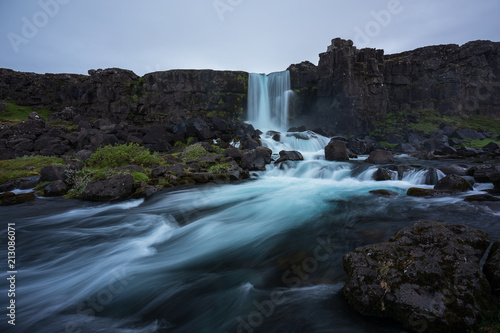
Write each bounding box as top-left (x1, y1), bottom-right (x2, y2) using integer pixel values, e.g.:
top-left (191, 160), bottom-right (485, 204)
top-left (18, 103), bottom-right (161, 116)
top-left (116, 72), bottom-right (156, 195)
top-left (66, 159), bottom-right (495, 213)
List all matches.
top-left (365, 150), bottom-right (394, 164)
top-left (81, 174), bottom-right (134, 201)
top-left (342, 221), bottom-right (491, 332)
top-left (275, 150), bottom-right (304, 164)
top-left (43, 180), bottom-right (68, 196)
top-left (325, 141), bottom-right (349, 161)
top-left (241, 147), bottom-right (273, 171)
top-left (39, 165), bottom-right (68, 182)
top-left (434, 174), bottom-right (473, 192)
top-left (484, 241), bottom-right (500, 294)
top-left (452, 128), bottom-right (486, 140)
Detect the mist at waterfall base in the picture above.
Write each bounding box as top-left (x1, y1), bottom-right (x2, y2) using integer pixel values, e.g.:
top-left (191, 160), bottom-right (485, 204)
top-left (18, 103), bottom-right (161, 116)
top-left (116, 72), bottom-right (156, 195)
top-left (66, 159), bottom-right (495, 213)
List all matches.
top-left (2, 73), bottom-right (500, 333)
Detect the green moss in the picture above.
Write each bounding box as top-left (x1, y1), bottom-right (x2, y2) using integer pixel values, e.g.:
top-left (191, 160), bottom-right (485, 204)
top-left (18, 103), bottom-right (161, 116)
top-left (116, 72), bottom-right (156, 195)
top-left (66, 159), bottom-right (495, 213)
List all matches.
top-left (173, 141), bottom-right (186, 148)
top-left (379, 141), bottom-right (398, 148)
top-left (181, 144), bottom-right (210, 160)
top-left (207, 162), bottom-right (230, 174)
top-left (0, 156), bottom-right (65, 184)
top-left (86, 143), bottom-right (159, 168)
top-left (186, 137), bottom-right (197, 145)
top-left (131, 171), bottom-right (149, 182)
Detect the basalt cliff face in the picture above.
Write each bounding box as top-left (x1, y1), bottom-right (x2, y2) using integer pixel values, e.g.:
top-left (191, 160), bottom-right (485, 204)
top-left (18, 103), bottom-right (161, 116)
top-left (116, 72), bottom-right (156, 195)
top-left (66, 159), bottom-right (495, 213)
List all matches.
top-left (1, 38), bottom-right (500, 135)
top-left (0, 68), bottom-right (248, 125)
top-left (289, 38), bottom-right (500, 135)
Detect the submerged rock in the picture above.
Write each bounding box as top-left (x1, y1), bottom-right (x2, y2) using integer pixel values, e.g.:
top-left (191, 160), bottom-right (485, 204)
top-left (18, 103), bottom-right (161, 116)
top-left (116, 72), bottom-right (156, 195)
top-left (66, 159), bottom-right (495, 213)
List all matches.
top-left (369, 189), bottom-right (398, 196)
top-left (364, 150), bottom-right (394, 164)
top-left (342, 221), bottom-right (491, 332)
top-left (434, 174), bottom-right (473, 192)
top-left (0, 191), bottom-right (36, 205)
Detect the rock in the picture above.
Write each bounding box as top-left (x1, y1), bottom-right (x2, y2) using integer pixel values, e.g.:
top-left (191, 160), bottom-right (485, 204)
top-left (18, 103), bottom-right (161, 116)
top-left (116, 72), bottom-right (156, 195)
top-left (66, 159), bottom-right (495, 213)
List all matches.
top-left (434, 175), bottom-right (473, 192)
top-left (342, 221), bottom-right (491, 332)
top-left (452, 128), bottom-right (486, 140)
top-left (369, 189), bottom-right (398, 196)
top-left (0, 192), bottom-right (36, 205)
top-left (407, 132), bottom-right (427, 145)
top-left (39, 165), bottom-right (68, 182)
top-left (490, 172), bottom-right (500, 190)
top-left (464, 194), bottom-right (500, 202)
top-left (483, 141), bottom-right (500, 151)
top-left (44, 180), bottom-right (68, 196)
top-left (76, 150), bottom-right (94, 162)
top-left (241, 147), bottom-right (273, 171)
top-left (346, 138), bottom-right (374, 155)
top-left (275, 150), bottom-right (304, 164)
top-left (287, 125), bottom-right (306, 132)
top-left (16, 176), bottom-right (41, 190)
top-left (190, 172), bottom-right (212, 184)
top-left (81, 174), bottom-right (134, 201)
top-left (373, 168), bottom-right (393, 181)
top-left (365, 150), bottom-right (394, 164)
top-left (394, 143), bottom-right (416, 153)
top-left (457, 146), bottom-right (481, 158)
top-left (407, 187), bottom-right (445, 197)
top-left (468, 165), bottom-right (498, 183)
top-left (288, 132), bottom-right (309, 140)
top-left (424, 168), bottom-right (441, 185)
top-left (484, 241), bottom-right (500, 294)
top-left (239, 137), bottom-right (260, 150)
top-left (438, 164), bottom-right (466, 176)
top-left (325, 141), bottom-right (349, 161)
top-left (224, 147), bottom-right (242, 161)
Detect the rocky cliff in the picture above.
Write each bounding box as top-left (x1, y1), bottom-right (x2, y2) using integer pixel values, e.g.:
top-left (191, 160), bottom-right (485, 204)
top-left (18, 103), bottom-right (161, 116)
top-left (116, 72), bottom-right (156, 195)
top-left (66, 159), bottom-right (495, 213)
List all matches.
top-left (1, 38), bottom-right (500, 135)
top-left (0, 68), bottom-right (248, 125)
top-left (289, 38), bottom-right (500, 135)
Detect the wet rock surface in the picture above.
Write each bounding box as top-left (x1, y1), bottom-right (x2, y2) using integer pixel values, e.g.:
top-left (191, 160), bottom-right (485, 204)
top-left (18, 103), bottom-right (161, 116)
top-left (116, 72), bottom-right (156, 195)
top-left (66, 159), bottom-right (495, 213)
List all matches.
top-left (342, 221), bottom-right (492, 332)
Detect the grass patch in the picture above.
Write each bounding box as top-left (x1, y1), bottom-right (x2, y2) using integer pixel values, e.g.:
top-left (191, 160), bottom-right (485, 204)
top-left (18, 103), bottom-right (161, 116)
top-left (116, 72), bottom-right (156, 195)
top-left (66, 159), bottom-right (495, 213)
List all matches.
top-left (86, 143), bottom-right (159, 168)
top-left (0, 156), bottom-right (64, 184)
top-left (131, 171), bottom-right (149, 182)
top-left (0, 101), bottom-right (51, 125)
top-left (208, 162), bottom-right (230, 174)
top-left (461, 138), bottom-right (500, 148)
top-left (379, 141), bottom-right (398, 148)
top-left (181, 144), bottom-right (211, 160)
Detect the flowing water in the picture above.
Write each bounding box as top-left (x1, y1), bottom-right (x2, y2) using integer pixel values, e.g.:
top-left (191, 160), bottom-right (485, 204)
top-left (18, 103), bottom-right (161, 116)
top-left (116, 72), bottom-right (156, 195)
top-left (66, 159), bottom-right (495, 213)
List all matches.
top-left (1, 72), bottom-right (500, 333)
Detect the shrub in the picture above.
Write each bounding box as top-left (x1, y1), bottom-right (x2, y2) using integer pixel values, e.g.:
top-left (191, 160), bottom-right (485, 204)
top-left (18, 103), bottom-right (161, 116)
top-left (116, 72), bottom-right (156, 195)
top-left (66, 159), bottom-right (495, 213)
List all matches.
top-left (86, 143), bottom-right (159, 168)
top-left (181, 144), bottom-right (210, 160)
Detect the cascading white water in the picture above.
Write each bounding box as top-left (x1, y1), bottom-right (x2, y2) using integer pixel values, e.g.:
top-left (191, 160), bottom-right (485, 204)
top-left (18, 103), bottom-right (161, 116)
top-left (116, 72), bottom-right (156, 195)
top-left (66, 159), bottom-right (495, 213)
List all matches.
top-left (247, 71), bottom-right (293, 131)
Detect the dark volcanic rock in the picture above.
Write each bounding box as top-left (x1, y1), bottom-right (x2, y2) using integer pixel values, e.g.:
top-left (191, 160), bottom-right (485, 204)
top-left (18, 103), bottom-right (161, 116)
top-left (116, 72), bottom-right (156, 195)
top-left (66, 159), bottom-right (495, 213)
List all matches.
top-left (407, 187), bottom-right (446, 197)
top-left (82, 174), bottom-right (134, 201)
top-left (241, 147), bottom-right (273, 171)
top-left (434, 175), bottom-right (473, 192)
top-left (464, 194), bottom-right (500, 202)
top-left (275, 150), bottom-right (304, 164)
top-left (373, 168), bottom-right (393, 181)
top-left (39, 165), bottom-right (68, 182)
top-left (369, 189), bottom-right (398, 196)
top-left (484, 241), bottom-right (500, 294)
top-left (325, 141), bottom-right (349, 161)
top-left (0, 192), bottom-right (36, 205)
top-left (342, 221), bottom-right (491, 332)
top-left (365, 150), bottom-right (394, 164)
top-left (452, 128), bottom-right (486, 140)
top-left (43, 180), bottom-right (68, 196)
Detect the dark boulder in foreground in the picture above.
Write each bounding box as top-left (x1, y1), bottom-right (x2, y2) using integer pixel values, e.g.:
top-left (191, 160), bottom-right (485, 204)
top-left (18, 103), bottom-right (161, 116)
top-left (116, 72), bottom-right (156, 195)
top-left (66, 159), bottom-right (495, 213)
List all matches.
top-left (484, 241), bottom-right (500, 294)
top-left (0, 191), bottom-right (36, 205)
top-left (342, 221), bottom-right (491, 332)
top-left (275, 150), bottom-right (304, 164)
top-left (434, 174), bottom-right (473, 192)
top-left (241, 147), bottom-right (273, 171)
top-left (364, 150), bottom-right (394, 164)
top-left (82, 174), bottom-right (135, 201)
top-left (325, 141), bottom-right (349, 161)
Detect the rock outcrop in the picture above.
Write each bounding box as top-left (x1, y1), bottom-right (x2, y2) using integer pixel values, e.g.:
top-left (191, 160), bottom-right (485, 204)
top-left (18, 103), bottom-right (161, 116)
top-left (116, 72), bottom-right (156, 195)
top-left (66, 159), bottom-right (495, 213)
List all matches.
top-left (289, 39), bottom-right (500, 135)
top-left (342, 220), bottom-right (492, 332)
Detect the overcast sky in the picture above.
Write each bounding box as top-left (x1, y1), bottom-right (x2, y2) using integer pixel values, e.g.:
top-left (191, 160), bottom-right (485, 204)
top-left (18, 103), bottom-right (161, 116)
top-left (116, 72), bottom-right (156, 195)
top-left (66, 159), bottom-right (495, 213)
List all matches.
top-left (1, 0), bottom-right (499, 76)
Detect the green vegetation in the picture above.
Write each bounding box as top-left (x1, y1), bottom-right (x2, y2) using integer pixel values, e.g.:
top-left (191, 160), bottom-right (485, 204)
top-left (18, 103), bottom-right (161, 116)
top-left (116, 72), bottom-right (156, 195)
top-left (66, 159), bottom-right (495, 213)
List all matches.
top-left (461, 138), bottom-right (500, 148)
top-left (0, 156), bottom-right (64, 184)
top-left (208, 162), bottom-right (230, 175)
top-left (476, 303), bottom-right (500, 333)
top-left (131, 171), bottom-right (149, 182)
top-left (0, 101), bottom-right (52, 125)
top-left (379, 141), bottom-right (398, 149)
top-left (85, 143), bottom-right (159, 168)
top-left (181, 144), bottom-right (210, 160)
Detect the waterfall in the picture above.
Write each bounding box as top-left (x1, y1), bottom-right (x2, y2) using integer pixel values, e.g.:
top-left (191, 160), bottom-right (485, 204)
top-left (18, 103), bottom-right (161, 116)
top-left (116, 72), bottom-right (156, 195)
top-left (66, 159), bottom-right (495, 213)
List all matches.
top-left (247, 71), bottom-right (293, 131)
